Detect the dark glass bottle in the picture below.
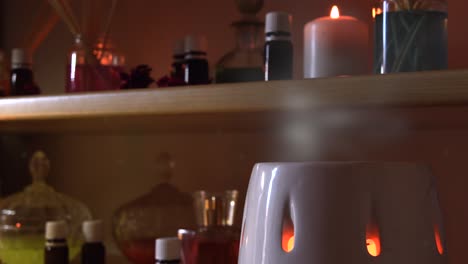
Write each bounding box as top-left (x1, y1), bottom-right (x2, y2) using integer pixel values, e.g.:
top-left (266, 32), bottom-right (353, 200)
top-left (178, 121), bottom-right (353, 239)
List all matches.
top-left (264, 12), bottom-right (293, 81)
top-left (171, 39), bottom-right (185, 82)
top-left (82, 220), bottom-right (106, 264)
top-left (183, 36), bottom-right (210, 85)
top-left (45, 221), bottom-right (69, 264)
top-left (10, 49), bottom-right (40, 95)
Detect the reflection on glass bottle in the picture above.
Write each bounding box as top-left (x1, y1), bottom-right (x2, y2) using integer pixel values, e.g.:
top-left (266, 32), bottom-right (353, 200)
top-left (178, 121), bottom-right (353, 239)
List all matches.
top-left (181, 190), bottom-right (240, 264)
top-left (216, 20), bottom-right (264, 83)
top-left (0, 151), bottom-right (92, 264)
top-left (112, 153), bottom-right (195, 264)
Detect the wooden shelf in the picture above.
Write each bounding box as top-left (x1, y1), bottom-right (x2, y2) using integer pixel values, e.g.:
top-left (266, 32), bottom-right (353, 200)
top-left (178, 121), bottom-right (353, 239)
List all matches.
top-left (1, 70), bottom-right (468, 133)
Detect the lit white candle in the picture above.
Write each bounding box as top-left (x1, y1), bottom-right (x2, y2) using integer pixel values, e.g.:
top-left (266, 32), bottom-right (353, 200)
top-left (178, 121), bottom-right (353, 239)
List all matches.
top-left (304, 6), bottom-right (369, 78)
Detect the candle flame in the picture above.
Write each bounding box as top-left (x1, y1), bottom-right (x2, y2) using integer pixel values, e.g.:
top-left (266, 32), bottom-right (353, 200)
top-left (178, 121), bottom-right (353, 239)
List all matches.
top-left (287, 236), bottom-right (295, 252)
top-left (434, 225), bottom-right (444, 255)
top-left (366, 223), bottom-right (381, 257)
top-left (330, 5), bottom-right (340, 19)
top-left (366, 238), bottom-right (379, 257)
top-left (372, 7), bottom-right (383, 18)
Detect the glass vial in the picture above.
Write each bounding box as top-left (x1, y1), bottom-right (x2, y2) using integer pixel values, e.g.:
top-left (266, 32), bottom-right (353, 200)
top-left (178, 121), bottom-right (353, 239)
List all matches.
top-left (44, 221), bottom-right (69, 264)
top-left (81, 220), bottom-right (105, 264)
top-left (373, 0), bottom-right (448, 73)
top-left (155, 237), bottom-right (181, 264)
top-left (10, 48), bottom-right (40, 95)
top-left (264, 12), bottom-right (293, 81)
top-left (183, 36), bottom-right (210, 85)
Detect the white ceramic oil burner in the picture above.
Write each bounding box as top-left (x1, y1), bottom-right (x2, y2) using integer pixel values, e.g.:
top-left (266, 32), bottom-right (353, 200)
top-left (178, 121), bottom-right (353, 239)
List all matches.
top-left (239, 162), bottom-right (447, 264)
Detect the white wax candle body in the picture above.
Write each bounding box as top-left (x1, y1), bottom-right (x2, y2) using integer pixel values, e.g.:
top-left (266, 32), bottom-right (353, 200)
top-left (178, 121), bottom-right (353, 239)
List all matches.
top-left (304, 16), bottom-right (369, 78)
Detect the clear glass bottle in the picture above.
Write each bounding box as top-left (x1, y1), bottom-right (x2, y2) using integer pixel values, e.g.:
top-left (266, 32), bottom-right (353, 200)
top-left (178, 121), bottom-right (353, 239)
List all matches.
top-left (112, 153), bottom-right (195, 264)
top-left (373, 0), bottom-right (448, 73)
top-left (181, 190), bottom-right (240, 264)
top-left (215, 20), bottom-right (264, 83)
top-left (0, 151), bottom-right (92, 264)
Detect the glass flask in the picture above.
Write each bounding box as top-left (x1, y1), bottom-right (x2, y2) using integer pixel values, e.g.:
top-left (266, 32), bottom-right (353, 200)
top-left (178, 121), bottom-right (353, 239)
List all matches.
top-left (181, 190), bottom-right (240, 264)
top-left (373, 0), bottom-right (448, 73)
top-left (112, 153), bottom-right (195, 264)
top-left (0, 151), bottom-right (92, 264)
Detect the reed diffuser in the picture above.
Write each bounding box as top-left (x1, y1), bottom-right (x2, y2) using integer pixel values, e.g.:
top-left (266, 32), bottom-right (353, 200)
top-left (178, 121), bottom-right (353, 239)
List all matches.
top-left (48, 0), bottom-right (122, 92)
top-left (373, 0), bottom-right (447, 73)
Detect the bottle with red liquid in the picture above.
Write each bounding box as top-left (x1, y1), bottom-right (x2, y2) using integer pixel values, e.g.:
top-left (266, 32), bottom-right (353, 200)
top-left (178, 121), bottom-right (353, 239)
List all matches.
top-left (181, 190), bottom-right (240, 264)
top-left (66, 35), bottom-right (122, 92)
top-left (112, 153), bottom-right (195, 264)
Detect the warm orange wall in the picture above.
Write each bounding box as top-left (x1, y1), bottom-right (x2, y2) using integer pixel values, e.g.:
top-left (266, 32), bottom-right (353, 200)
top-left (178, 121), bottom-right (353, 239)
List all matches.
top-left (3, 0), bottom-right (464, 94)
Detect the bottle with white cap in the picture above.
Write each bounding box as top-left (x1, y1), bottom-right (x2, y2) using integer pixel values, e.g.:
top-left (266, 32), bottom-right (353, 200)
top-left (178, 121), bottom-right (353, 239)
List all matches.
top-left (264, 12), bottom-right (293, 81)
top-left (81, 220), bottom-right (105, 264)
top-left (183, 35), bottom-right (210, 85)
top-left (10, 48), bottom-right (40, 95)
top-left (44, 220), bottom-right (69, 264)
top-left (155, 237), bottom-right (181, 264)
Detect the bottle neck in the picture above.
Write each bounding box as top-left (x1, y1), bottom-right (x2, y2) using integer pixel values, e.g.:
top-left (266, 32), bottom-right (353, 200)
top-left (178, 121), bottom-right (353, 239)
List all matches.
top-left (46, 238), bottom-right (67, 248)
top-left (155, 259), bottom-right (180, 264)
top-left (234, 23), bottom-right (263, 50)
top-left (265, 31), bottom-right (291, 42)
top-left (11, 63), bottom-right (32, 70)
top-left (184, 51), bottom-right (207, 60)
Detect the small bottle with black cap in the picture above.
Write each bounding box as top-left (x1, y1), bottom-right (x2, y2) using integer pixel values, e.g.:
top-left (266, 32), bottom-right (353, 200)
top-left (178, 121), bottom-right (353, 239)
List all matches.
top-left (45, 220), bottom-right (69, 264)
top-left (81, 220), bottom-right (106, 264)
top-left (183, 35), bottom-right (210, 85)
top-left (264, 12), bottom-right (293, 81)
top-left (155, 237), bottom-right (181, 264)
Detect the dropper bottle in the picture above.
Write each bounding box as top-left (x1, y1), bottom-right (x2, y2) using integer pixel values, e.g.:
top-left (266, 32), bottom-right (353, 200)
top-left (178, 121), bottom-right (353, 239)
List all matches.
top-left (44, 220), bottom-right (69, 264)
top-left (81, 220), bottom-right (106, 264)
top-left (264, 12), bottom-right (293, 80)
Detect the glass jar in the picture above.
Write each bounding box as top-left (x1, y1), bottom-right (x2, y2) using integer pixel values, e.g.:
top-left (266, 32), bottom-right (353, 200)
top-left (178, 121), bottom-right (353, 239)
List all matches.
top-left (181, 190), bottom-right (240, 264)
top-left (373, 0), bottom-right (448, 73)
top-left (215, 20), bottom-right (264, 83)
top-left (112, 153), bottom-right (195, 264)
top-left (0, 151), bottom-right (92, 264)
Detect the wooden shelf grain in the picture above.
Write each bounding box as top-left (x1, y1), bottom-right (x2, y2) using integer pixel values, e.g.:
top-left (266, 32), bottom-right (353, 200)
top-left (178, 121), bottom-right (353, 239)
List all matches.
top-left (1, 70), bottom-right (468, 133)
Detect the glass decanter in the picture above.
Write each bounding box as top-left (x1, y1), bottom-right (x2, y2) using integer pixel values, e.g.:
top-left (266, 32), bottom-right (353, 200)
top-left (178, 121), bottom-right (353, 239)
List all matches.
top-left (112, 153), bottom-right (195, 264)
top-left (215, 0), bottom-right (264, 83)
top-left (0, 150), bottom-right (92, 264)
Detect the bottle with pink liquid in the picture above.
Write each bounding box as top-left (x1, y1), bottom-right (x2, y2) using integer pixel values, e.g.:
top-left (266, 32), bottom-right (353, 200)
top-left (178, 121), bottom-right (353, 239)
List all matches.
top-left (65, 35), bottom-right (123, 93)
